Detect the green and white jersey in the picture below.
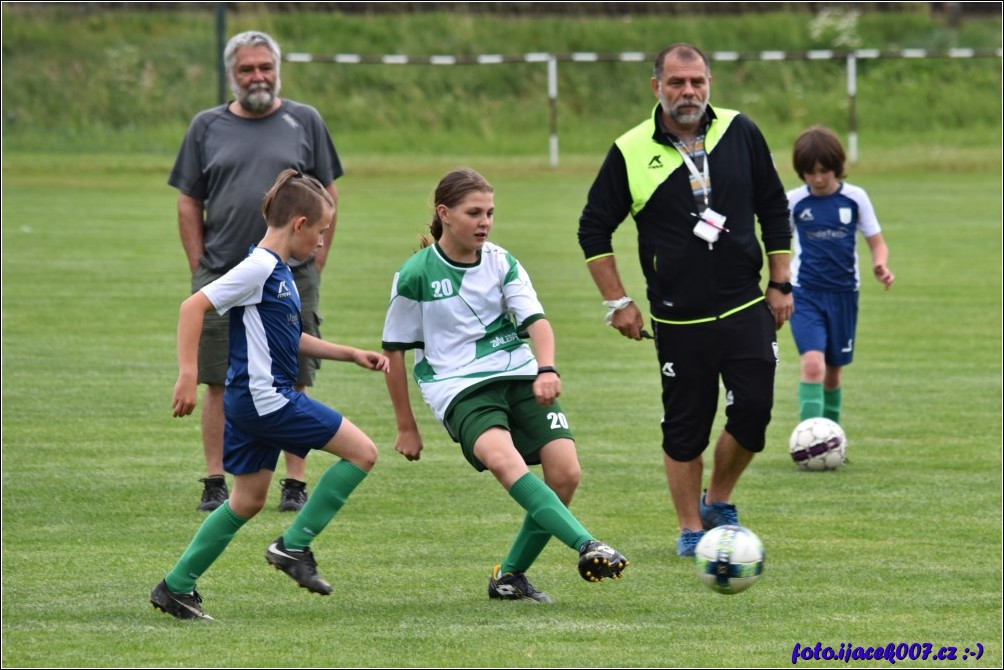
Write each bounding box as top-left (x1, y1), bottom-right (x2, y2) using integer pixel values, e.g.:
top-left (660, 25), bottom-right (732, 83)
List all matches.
top-left (382, 242), bottom-right (546, 421)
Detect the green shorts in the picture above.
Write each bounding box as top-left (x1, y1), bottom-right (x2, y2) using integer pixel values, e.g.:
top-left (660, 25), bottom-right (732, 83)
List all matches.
top-left (443, 378), bottom-right (575, 472)
top-left (192, 261), bottom-right (323, 387)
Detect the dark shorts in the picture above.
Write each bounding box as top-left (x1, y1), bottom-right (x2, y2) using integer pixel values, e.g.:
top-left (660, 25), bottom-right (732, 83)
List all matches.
top-left (193, 261), bottom-right (322, 387)
top-left (223, 392), bottom-right (343, 475)
top-left (790, 287), bottom-right (859, 368)
top-left (653, 302), bottom-right (778, 461)
top-left (444, 379), bottom-right (575, 472)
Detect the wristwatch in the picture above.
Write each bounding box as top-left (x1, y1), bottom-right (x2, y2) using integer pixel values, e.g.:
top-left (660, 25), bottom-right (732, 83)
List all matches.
top-left (767, 280), bottom-right (793, 294)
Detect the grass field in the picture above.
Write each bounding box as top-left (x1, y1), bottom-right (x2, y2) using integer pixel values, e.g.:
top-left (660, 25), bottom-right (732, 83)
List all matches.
top-left (1, 148), bottom-right (1001, 667)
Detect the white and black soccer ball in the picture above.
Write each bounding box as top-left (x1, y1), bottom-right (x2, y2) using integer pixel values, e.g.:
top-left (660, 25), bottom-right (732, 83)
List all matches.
top-left (694, 524), bottom-right (764, 595)
top-left (788, 417), bottom-right (847, 471)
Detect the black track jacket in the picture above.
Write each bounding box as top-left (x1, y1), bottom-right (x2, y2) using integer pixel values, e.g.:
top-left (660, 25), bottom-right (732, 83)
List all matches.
top-left (578, 104), bottom-right (791, 323)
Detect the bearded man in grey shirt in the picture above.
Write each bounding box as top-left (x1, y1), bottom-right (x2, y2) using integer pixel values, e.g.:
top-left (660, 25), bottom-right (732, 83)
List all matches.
top-left (168, 30), bottom-right (343, 513)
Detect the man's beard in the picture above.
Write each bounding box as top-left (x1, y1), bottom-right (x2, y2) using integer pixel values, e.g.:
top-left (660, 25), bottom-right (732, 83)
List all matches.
top-left (237, 81), bottom-right (278, 114)
top-left (669, 98), bottom-right (707, 126)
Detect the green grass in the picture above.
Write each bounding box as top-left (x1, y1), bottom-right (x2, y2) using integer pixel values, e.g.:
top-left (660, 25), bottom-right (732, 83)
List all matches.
top-left (1, 147), bottom-right (1001, 667)
top-left (2, 6), bottom-right (1001, 155)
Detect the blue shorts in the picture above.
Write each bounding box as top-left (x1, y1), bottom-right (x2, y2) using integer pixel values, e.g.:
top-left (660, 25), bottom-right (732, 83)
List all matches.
top-left (223, 392), bottom-right (343, 475)
top-left (790, 287), bottom-right (859, 367)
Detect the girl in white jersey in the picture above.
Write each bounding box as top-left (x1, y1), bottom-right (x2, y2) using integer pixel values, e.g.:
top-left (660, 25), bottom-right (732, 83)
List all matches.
top-left (382, 168), bottom-right (628, 603)
top-left (787, 127), bottom-right (895, 425)
top-left (151, 169), bottom-right (389, 620)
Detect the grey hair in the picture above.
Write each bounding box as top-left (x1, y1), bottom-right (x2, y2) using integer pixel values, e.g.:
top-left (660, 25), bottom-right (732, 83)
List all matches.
top-left (653, 43), bottom-right (710, 79)
top-left (224, 31), bottom-right (282, 77)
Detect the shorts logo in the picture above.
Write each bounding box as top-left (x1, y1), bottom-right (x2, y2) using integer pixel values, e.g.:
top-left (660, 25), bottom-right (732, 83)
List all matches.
top-left (661, 362), bottom-right (676, 377)
top-left (772, 341), bottom-right (780, 364)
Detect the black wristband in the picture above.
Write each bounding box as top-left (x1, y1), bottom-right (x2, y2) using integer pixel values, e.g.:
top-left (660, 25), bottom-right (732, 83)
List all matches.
top-left (536, 366), bottom-right (560, 377)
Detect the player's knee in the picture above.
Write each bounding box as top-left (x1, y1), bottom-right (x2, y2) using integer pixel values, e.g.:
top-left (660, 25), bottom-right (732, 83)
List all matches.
top-left (662, 440), bottom-right (704, 462)
top-left (352, 439), bottom-right (378, 472)
top-left (661, 423), bottom-right (706, 461)
top-left (545, 461), bottom-right (581, 504)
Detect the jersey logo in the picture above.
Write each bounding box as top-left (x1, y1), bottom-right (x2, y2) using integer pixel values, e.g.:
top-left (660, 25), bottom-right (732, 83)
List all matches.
top-left (798, 208), bottom-right (814, 222)
top-left (648, 155), bottom-right (663, 169)
top-left (280, 112), bottom-right (301, 129)
top-left (839, 207), bottom-right (853, 224)
top-left (277, 280), bottom-right (291, 298)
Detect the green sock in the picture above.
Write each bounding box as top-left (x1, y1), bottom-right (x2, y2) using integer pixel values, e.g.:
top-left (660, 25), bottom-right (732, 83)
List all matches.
top-left (798, 381), bottom-right (824, 421)
top-left (165, 501), bottom-right (248, 593)
top-left (500, 513), bottom-right (552, 575)
top-left (824, 387), bottom-right (842, 424)
top-left (283, 459), bottom-right (368, 550)
top-left (507, 472), bottom-right (592, 552)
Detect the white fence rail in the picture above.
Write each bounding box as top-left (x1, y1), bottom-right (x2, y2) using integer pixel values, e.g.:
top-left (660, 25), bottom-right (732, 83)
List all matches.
top-left (285, 48), bottom-right (1004, 166)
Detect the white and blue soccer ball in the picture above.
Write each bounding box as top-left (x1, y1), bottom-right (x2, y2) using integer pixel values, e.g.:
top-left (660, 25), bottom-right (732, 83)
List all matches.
top-left (789, 417), bottom-right (847, 471)
top-left (694, 524), bottom-right (764, 595)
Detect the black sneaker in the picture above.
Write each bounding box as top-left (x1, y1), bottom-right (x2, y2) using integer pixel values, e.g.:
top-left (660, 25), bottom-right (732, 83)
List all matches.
top-left (265, 536), bottom-right (332, 595)
top-left (577, 540), bottom-right (630, 582)
top-left (278, 478), bottom-right (309, 512)
top-left (150, 580), bottom-right (213, 620)
top-left (198, 476), bottom-right (228, 512)
top-left (488, 564), bottom-right (555, 604)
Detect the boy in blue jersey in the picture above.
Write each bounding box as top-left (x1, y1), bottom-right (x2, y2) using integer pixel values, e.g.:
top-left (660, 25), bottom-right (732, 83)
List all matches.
top-left (151, 169), bottom-right (389, 620)
top-left (787, 126), bottom-right (895, 424)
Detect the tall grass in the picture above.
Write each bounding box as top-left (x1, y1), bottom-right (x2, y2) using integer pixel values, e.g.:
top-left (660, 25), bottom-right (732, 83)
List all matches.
top-left (2, 6), bottom-right (1001, 155)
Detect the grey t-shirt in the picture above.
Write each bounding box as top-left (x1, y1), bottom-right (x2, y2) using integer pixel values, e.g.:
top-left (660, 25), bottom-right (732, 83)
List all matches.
top-left (169, 99), bottom-right (343, 272)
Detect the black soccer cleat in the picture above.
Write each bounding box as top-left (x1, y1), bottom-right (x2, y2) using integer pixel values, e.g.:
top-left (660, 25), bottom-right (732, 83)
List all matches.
top-left (278, 478), bottom-right (309, 512)
top-left (150, 580), bottom-right (213, 620)
top-left (198, 476), bottom-right (228, 512)
top-left (488, 564), bottom-right (555, 604)
top-left (265, 536), bottom-right (332, 595)
top-left (577, 540), bottom-right (629, 582)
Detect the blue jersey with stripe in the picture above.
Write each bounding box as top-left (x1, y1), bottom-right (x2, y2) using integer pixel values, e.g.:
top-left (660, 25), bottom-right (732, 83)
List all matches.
top-left (787, 182), bottom-right (882, 292)
top-left (201, 246), bottom-right (302, 420)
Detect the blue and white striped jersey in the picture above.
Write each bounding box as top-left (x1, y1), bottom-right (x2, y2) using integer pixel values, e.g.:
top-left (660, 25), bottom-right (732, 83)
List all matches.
top-left (787, 182), bottom-right (882, 292)
top-left (201, 246), bottom-right (302, 419)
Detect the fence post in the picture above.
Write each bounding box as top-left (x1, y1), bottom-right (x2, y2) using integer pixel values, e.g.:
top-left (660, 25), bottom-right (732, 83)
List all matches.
top-left (847, 52), bottom-right (858, 164)
top-left (548, 55), bottom-right (559, 167)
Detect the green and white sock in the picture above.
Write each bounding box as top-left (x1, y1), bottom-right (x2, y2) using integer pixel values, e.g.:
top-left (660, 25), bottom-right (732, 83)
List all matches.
top-left (507, 472), bottom-right (592, 553)
top-left (798, 381), bottom-right (824, 421)
top-left (824, 387), bottom-right (843, 424)
top-left (165, 501), bottom-right (248, 593)
top-left (283, 459), bottom-right (368, 551)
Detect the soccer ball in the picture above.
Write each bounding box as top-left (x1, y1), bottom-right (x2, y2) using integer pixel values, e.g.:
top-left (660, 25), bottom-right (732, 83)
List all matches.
top-left (789, 417), bottom-right (847, 471)
top-left (694, 525), bottom-right (764, 595)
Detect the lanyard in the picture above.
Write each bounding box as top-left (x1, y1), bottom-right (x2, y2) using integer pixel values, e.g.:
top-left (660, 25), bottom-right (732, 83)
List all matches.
top-left (673, 138), bottom-right (710, 209)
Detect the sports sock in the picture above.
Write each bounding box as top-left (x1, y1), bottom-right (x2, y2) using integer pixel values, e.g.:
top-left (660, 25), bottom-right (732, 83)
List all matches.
top-left (798, 381), bottom-right (824, 421)
top-left (165, 501), bottom-right (248, 593)
top-left (283, 459), bottom-right (368, 550)
top-left (824, 387), bottom-right (842, 424)
top-left (501, 513), bottom-right (552, 575)
top-left (507, 472), bottom-right (592, 552)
